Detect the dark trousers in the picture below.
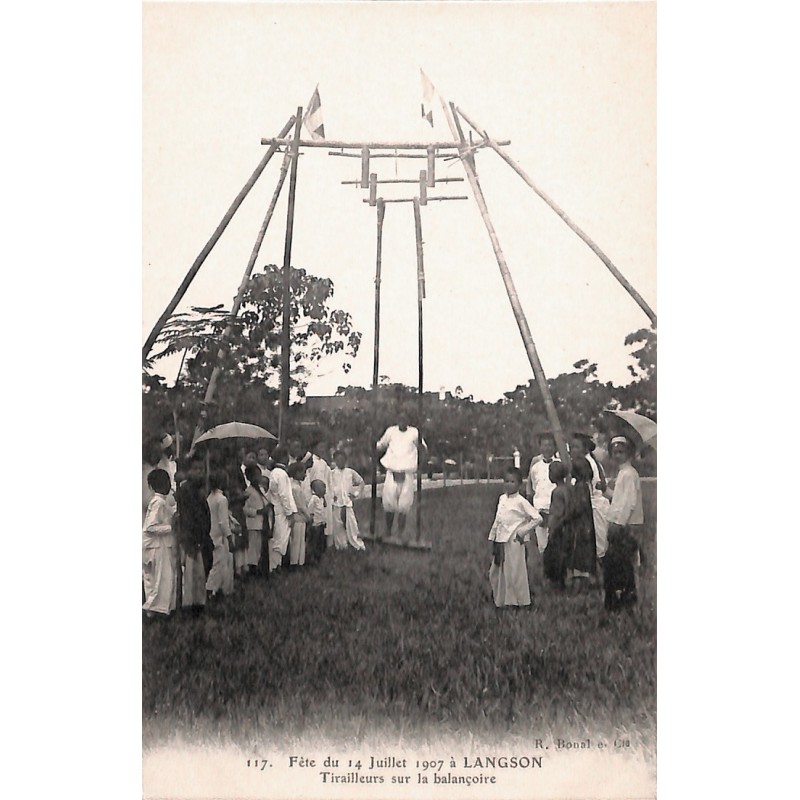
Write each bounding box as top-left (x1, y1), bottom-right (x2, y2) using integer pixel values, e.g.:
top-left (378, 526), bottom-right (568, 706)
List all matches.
top-left (603, 525), bottom-right (639, 610)
top-left (306, 523), bottom-right (326, 565)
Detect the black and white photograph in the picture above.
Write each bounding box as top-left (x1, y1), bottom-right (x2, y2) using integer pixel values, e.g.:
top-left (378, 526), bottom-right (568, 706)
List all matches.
top-left (141, 2), bottom-right (656, 798)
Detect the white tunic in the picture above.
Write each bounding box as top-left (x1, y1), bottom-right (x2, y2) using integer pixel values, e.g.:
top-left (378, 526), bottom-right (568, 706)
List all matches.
top-left (488, 493), bottom-right (542, 544)
top-left (377, 426), bottom-right (425, 473)
top-left (142, 494), bottom-right (177, 614)
top-left (528, 457), bottom-right (560, 511)
top-left (266, 466), bottom-right (297, 518)
top-left (206, 490), bottom-right (234, 595)
top-left (330, 467), bottom-right (364, 508)
top-left (607, 463), bottom-right (644, 526)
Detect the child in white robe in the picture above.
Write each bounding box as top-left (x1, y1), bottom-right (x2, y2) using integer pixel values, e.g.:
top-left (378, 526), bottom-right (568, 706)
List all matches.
top-left (306, 479), bottom-right (328, 565)
top-left (488, 468), bottom-right (542, 608)
top-left (206, 474), bottom-right (234, 598)
top-left (330, 450), bottom-right (366, 551)
top-left (142, 469), bottom-right (177, 618)
top-left (288, 461), bottom-right (310, 567)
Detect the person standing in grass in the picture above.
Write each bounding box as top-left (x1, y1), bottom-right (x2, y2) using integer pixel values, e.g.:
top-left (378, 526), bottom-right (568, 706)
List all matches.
top-left (176, 457), bottom-right (212, 614)
top-left (142, 468), bottom-right (178, 619)
top-left (205, 472), bottom-right (234, 599)
top-left (603, 435), bottom-right (644, 611)
top-left (306, 479), bottom-right (328, 565)
top-left (570, 432), bottom-right (610, 561)
top-left (266, 448), bottom-right (298, 572)
top-left (243, 464), bottom-right (269, 576)
top-left (543, 461), bottom-right (571, 589)
top-left (563, 456), bottom-right (598, 591)
top-left (287, 461), bottom-right (311, 568)
top-left (289, 436), bottom-right (333, 545)
top-left (330, 449), bottom-right (366, 551)
top-left (488, 467), bottom-right (542, 608)
top-left (527, 432), bottom-right (560, 554)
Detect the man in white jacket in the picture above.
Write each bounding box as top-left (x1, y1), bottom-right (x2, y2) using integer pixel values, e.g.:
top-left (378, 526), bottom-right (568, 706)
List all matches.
top-left (376, 409), bottom-right (426, 539)
top-left (265, 447), bottom-right (298, 572)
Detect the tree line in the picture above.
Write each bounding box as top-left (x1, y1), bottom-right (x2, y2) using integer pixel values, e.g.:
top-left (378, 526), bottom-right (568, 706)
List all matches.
top-left (143, 263), bottom-right (656, 475)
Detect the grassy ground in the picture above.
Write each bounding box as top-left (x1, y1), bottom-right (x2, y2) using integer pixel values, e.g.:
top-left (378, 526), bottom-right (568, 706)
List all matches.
top-left (143, 484), bottom-right (656, 755)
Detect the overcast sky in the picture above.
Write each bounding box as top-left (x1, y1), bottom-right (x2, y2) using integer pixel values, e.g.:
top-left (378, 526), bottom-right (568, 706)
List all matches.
top-left (143, 1), bottom-right (655, 402)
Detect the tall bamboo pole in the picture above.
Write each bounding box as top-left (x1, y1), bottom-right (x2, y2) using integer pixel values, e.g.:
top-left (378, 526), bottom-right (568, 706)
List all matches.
top-left (370, 199), bottom-right (386, 537)
top-left (454, 105), bottom-right (656, 327)
top-left (445, 101), bottom-right (571, 469)
top-left (413, 198), bottom-right (425, 541)
top-left (186, 152), bottom-right (293, 454)
top-left (278, 109), bottom-right (304, 442)
top-left (142, 116), bottom-right (297, 361)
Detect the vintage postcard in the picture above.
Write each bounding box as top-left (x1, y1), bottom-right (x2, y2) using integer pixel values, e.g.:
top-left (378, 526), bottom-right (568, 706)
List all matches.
top-left (142, 2), bottom-right (656, 798)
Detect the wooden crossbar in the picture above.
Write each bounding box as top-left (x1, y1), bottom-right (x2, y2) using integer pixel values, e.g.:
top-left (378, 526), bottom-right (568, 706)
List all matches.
top-left (262, 137), bottom-right (510, 149)
top-left (362, 196), bottom-right (467, 204)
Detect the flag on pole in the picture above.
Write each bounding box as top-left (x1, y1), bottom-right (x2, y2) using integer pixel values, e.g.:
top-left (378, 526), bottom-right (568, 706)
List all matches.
top-left (303, 85), bottom-right (325, 140)
top-left (420, 69), bottom-right (435, 127)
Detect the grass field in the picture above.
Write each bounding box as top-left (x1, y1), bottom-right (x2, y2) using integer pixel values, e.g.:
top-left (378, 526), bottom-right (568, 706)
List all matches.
top-left (142, 483), bottom-right (656, 757)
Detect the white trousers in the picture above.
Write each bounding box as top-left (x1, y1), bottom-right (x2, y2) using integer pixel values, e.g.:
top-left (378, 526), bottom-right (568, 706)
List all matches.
top-left (269, 513), bottom-right (292, 571)
top-left (382, 470), bottom-right (415, 514)
top-left (142, 545), bottom-right (177, 615)
top-left (206, 543), bottom-right (234, 595)
top-left (289, 520), bottom-right (307, 565)
top-left (332, 506), bottom-right (366, 550)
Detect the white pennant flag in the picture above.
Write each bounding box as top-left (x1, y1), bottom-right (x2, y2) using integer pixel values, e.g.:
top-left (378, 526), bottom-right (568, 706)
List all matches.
top-left (420, 69), bottom-right (435, 127)
top-left (303, 85), bottom-right (325, 140)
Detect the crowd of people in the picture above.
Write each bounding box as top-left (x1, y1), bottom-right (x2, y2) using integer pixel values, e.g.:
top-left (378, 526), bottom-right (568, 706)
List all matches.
top-left (141, 415), bottom-right (425, 620)
top-left (143, 416), bottom-right (645, 621)
top-left (488, 431), bottom-right (644, 612)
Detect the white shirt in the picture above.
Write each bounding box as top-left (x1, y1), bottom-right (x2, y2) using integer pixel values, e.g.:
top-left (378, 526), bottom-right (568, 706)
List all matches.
top-left (488, 493), bottom-right (542, 544)
top-left (330, 466), bottom-right (364, 508)
top-left (142, 494), bottom-right (175, 549)
top-left (377, 425), bottom-right (425, 472)
top-left (308, 495), bottom-right (327, 526)
top-left (528, 456), bottom-right (560, 511)
top-left (266, 466), bottom-right (297, 518)
top-left (207, 490), bottom-right (232, 546)
top-left (606, 462), bottom-right (643, 526)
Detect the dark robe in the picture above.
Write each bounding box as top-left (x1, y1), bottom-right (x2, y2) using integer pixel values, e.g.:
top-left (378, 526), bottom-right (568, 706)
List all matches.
top-left (176, 481), bottom-right (213, 575)
top-left (563, 480), bottom-right (597, 575)
top-left (603, 526), bottom-right (639, 610)
top-left (543, 483), bottom-right (570, 586)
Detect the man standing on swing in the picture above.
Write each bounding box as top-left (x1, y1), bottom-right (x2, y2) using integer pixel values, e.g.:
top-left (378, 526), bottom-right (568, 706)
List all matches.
top-left (377, 407), bottom-right (427, 541)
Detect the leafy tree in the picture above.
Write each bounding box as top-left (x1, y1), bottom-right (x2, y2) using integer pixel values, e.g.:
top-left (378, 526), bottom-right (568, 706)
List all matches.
top-left (617, 327), bottom-right (657, 419)
top-left (143, 264), bottom-right (362, 447)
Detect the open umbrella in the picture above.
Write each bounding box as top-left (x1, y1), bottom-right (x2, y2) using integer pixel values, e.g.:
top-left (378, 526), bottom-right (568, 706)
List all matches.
top-left (604, 410), bottom-right (657, 450)
top-left (194, 421), bottom-right (277, 445)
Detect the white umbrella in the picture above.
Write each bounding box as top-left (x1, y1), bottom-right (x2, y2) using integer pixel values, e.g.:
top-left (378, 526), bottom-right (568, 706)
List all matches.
top-left (194, 421), bottom-right (277, 444)
top-left (604, 410), bottom-right (657, 449)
